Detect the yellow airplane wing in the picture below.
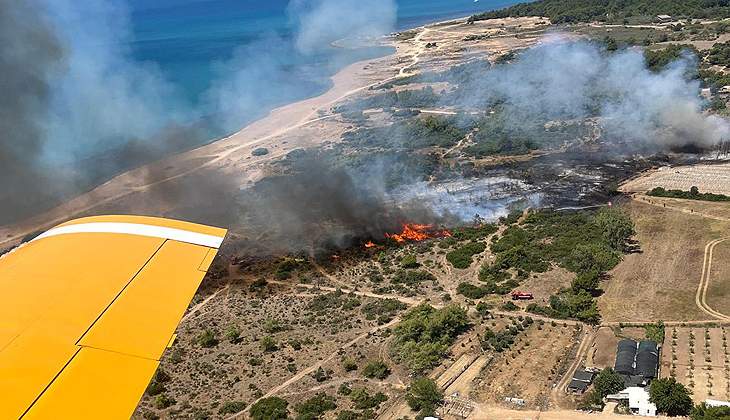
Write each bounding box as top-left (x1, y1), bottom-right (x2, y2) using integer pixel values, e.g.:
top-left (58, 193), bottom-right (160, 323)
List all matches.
top-left (0, 215), bottom-right (227, 420)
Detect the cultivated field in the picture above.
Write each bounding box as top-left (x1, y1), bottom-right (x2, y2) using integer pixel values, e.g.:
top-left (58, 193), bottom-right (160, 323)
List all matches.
top-left (661, 326), bottom-right (730, 403)
top-left (622, 163), bottom-right (730, 196)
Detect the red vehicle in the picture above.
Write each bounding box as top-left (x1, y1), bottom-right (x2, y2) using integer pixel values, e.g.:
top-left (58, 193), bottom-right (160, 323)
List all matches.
top-left (511, 291), bottom-right (533, 300)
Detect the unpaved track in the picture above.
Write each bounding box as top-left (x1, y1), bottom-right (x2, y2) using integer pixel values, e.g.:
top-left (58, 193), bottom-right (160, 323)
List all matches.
top-left (696, 237), bottom-right (730, 321)
top-left (549, 328), bottom-right (593, 408)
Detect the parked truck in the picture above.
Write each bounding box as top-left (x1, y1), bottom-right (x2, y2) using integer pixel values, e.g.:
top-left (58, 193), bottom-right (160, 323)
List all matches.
top-left (511, 291), bottom-right (533, 300)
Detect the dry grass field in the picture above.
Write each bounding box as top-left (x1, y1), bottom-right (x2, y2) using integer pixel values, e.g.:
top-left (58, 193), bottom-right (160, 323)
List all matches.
top-left (662, 326), bottom-right (730, 403)
top-left (598, 198), bottom-right (730, 322)
top-left (472, 323), bottom-right (578, 409)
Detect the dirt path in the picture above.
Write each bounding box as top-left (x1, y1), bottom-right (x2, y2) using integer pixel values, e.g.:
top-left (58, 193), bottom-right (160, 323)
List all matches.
top-left (549, 328), bottom-right (593, 408)
top-left (226, 317), bottom-right (401, 420)
top-left (696, 237), bottom-right (730, 321)
top-left (181, 281), bottom-right (231, 323)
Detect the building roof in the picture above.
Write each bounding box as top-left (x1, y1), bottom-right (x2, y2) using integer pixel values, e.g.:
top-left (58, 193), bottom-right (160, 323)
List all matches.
top-left (573, 370), bottom-right (594, 382)
top-left (626, 387), bottom-right (657, 415)
top-left (657, 14), bottom-right (672, 19)
top-left (618, 339), bottom-right (638, 351)
top-left (638, 340), bottom-right (658, 356)
top-left (706, 399), bottom-right (730, 407)
top-left (568, 380), bottom-right (590, 391)
top-left (635, 353), bottom-right (658, 378)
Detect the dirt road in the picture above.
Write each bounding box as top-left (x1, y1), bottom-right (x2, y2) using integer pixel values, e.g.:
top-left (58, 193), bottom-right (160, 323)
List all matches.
top-left (696, 237), bottom-right (730, 321)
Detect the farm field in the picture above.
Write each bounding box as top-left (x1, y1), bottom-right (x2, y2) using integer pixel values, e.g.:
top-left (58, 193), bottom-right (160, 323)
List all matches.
top-left (661, 326), bottom-right (730, 403)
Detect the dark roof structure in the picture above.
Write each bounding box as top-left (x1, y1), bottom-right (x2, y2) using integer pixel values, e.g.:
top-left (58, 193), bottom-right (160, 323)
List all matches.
top-left (615, 339), bottom-right (637, 375)
top-left (635, 340), bottom-right (659, 378)
top-left (567, 379), bottom-right (590, 392)
top-left (573, 370), bottom-right (594, 382)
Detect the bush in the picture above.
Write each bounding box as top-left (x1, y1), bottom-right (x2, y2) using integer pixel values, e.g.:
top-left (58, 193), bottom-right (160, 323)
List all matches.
top-left (645, 321), bottom-right (665, 343)
top-left (446, 241), bottom-right (486, 269)
top-left (197, 329), bottom-right (218, 348)
top-left (226, 325), bottom-right (242, 343)
top-left (350, 388), bottom-right (388, 410)
top-left (152, 393), bottom-right (176, 409)
top-left (218, 401), bottom-right (247, 415)
top-left (406, 377), bottom-right (443, 412)
top-left (401, 254), bottom-right (420, 268)
top-left (252, 147), bottom-right (269, 156)
top-left (392, 270), bottom-right (435, 286)
top-left (250, 397), bottom-right (289, 420)
top-left (263, 318), bottom-right (286, 333)
top-left (362, 360), bottom-right (390, 379)
top-left (342, 360), bottom-right (358, 371)
top-left (294, 393), bottom-right (337, 420)
top-left (391, 303), bottom-right (470, 371)
top-left (501, 301), bottom-right (519, 311)
top-left (260, 336), bottom-right (278, 352)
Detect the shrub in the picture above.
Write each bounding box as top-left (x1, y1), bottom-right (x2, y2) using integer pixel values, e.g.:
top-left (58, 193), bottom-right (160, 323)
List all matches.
top-left (218, 401), bottom-right (247, 415)
top-left (294, 393), bottom-right (336, 419)
top-left (260, 336), bottom-right (278, 352)
top-left (406, 377), bottom-right (443, 412)
top-left (263, 318), bottom-right (286, 333)
top-left (446, 241), bottom-right (486, 269)
top-left (362, 360), bottom-right (390, 379)
top-left (197, 329), bottom-right (218, 348)
top-left (252, 147), bottom-right (269, 156)
top-left (350, 388), bottom-right (388, 410)
top-left (226, 325), bottom-right (242, 343)
top-left (401, 254), bottom-right (420, 268)
top-left (152, 393), bottom-right (176, 409)
top-left (250, 397), bottom-right (289, 420)
top-left (342, 360), bottom-right (358, 371)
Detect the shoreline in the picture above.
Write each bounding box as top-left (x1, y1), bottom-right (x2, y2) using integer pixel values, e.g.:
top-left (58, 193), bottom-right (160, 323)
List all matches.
top-left (0, 12), bottom-right (546, 248)
top-left (0, 19), bottom-right (430, 247)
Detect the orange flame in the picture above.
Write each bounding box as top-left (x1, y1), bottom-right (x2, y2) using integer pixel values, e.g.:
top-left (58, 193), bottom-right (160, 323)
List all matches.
top-left (387, 223), bottom-right (450, 243)
top-left (332, 254), bottom-right (340, 259)
top-left (364, 241), bottom-right (376, 248)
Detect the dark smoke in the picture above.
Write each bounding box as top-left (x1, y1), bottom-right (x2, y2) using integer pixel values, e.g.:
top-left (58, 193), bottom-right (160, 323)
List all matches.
top-left (0, 0), bottom-right (66, 222)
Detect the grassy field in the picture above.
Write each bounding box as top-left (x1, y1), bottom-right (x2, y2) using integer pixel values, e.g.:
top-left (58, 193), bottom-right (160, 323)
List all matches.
top-left (598, 198), bottom-right (730, 322)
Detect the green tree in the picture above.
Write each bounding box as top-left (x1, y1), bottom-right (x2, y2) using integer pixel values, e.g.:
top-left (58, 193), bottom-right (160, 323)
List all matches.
top-left (595, 208), bottom-right (634, 252)
top-left (691, 402), bottom-right (730, 420)
top-left (650, 377), bottom-right (693, 417)
top-left (570, 271), bottom-right (601, 295)
top-left (593, 368), bottom-right (625, 399)
top-left (362, 360), bottom-right (390, 380)
top-left (406, 377), bottom-right (443, 412)
top-left (566, 243), bottom-right (621, 274)
top-left (250, 397), bottom-right (289, 420)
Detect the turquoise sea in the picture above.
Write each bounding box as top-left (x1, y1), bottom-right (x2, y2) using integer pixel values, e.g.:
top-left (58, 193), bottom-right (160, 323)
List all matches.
top-left (127, 0), bottom-right (525, 112)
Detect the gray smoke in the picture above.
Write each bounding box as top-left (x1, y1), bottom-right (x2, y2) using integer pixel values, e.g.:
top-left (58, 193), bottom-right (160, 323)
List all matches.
top-left (450, 36), bottom-right (729, 149)
top-left (0, 0), bottom-right (66, 222)
top-left (0, 0), bottom-right (399, 224)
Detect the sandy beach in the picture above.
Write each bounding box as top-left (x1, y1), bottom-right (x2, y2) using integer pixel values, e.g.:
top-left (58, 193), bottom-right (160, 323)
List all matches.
top-left (0, 15), bottom-right (546, 249)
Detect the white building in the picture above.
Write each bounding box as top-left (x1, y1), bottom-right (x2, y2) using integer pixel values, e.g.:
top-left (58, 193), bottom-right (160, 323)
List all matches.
top-left (707, 399), bottom-right (730, 407)
top-left (607, 387), bottom-right (657, 417)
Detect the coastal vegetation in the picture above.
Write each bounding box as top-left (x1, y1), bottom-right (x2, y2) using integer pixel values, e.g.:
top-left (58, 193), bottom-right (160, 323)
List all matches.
top-left (469, 0), bottom-right (730, 24)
